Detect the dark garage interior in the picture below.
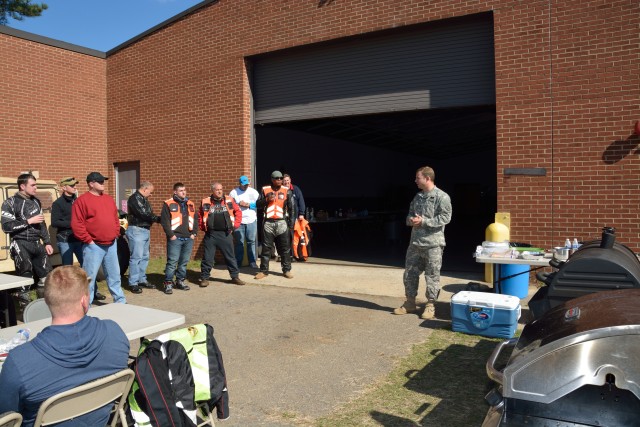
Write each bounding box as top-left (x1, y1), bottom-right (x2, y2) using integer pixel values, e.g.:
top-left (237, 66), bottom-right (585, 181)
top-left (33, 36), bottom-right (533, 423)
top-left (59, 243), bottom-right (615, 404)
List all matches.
top-left (255, 105), bottom-right (497, 272)
top-left (251, 13), bottom-right (497, 272)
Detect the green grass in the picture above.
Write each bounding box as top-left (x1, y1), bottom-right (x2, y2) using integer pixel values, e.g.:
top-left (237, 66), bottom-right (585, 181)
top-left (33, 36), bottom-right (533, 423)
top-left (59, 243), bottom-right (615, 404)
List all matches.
top-left (308, 328), bottom-right (503, 426)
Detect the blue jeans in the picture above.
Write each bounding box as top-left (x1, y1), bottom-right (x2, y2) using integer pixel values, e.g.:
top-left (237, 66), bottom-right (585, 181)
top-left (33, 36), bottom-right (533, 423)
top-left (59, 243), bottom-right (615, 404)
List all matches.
top-left (126, 226), bottom-right (150, 286)
top-left (233, 221), bottom-right (257, 266)
top-left (164, 237), bottom-right (194, 282)
top-left (57, 239), bottom-right (84, 266)
top-left (82, 241), bottom-right (126, 304)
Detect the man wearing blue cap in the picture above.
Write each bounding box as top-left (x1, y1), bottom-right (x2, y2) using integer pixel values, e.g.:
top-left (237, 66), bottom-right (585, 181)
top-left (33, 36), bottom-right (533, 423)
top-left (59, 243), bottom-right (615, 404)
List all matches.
top-left (229, 175), bottom-right (260, 269)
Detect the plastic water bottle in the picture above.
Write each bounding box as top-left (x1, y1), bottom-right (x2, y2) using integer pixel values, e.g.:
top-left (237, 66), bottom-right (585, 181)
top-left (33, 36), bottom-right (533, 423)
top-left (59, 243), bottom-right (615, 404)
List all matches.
top-left (572, 238), bottom-right (579, 254)
top-left (474, 245), bottom-right (483, 258)
top-left (6, 329), bottom-right (30, 351)
top-left (564, 238), bottom-right (571, 249)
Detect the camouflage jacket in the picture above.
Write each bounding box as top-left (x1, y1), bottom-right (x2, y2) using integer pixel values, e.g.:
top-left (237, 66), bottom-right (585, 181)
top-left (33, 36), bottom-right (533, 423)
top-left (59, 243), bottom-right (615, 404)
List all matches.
top-left (406, 186), bottom-right (452, 248)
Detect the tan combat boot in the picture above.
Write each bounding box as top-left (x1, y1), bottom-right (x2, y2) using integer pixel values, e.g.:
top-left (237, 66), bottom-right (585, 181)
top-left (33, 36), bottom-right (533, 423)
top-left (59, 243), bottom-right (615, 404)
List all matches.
top-left (254, 272), bottom-right (269, 280)
top-left (393, 298), bottom-right (417, 315)
top-left (421, 299), bottom-right (436, 320)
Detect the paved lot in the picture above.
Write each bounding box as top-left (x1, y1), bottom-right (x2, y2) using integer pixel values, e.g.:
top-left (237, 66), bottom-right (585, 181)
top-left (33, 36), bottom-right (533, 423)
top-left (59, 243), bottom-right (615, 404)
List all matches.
top-left (116, 259), bottom-right (535, 425)
top-left (112, 259), bottom-right (482, 425)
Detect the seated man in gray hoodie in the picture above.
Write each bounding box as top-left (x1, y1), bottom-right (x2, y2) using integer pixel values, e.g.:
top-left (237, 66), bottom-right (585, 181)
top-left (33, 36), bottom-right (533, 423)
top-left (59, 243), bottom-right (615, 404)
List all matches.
top-left (0, 265), bottom-right (130, 427)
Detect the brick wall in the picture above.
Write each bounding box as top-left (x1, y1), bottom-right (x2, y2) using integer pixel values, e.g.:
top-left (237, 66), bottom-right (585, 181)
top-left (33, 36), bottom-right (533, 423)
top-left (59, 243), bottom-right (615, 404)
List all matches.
top-left (107, 0), bottom-right (502, 256)
top-left (107, 0), bottom-right (639, 256)
top-left (3, 0), bottom-right (638, 258)
top-left (0, 33), bottom-right (108, 187)
top-left (495, 0), bottom-right (640, 249)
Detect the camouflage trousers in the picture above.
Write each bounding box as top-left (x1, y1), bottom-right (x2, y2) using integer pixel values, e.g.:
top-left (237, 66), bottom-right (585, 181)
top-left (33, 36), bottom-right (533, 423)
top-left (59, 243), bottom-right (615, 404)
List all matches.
top-left (402, 244), bottom-right (443, 300)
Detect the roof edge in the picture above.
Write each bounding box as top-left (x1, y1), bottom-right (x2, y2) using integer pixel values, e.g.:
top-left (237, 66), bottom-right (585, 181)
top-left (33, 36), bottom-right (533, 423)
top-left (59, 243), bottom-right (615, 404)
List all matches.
top-left (106, 0), bottom-right (219, 57)
top-left (0, 25), bottom-right (106, 58)
top-left (0, 0), bottom-right (218, 58)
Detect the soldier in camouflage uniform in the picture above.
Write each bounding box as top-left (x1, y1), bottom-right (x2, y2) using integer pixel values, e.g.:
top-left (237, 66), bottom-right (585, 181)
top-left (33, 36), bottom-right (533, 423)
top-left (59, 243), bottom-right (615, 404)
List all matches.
top-left (394, 166), bottom-right (452, 320)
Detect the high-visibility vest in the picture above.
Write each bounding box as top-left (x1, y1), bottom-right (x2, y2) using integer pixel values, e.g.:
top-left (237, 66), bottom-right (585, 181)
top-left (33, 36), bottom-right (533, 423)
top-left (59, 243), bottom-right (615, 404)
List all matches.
top-left (200, 196), bottom-right (234, 232)
top-left (292, 218), bottom-right (312, 260)
top-left (262, 186), bottom-right (288, 219)
top-left (164, 198), bottom-right (195, 231)
top-left (127, 324), bottom-right (229, 426)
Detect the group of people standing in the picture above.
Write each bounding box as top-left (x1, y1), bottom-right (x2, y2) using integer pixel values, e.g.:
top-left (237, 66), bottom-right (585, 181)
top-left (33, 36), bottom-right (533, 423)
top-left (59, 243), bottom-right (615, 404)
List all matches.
top-left (129, 170), bottom-right (305, 294)
top-left (2, 166), bottom-right (449, 322)
top-left (1, 170), bottom-right (307, 308)
top-left (1, 172), bottom-right (126, 313)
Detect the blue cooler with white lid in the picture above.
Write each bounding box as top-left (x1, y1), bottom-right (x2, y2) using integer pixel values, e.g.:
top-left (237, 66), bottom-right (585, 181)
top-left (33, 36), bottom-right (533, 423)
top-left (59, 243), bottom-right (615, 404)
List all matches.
top-left (451, 291), bottom-right (521, 338)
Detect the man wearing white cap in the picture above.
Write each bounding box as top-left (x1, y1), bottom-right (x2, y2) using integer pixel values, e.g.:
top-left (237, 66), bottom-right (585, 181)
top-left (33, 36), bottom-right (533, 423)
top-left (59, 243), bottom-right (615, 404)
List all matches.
top-left (229, 175), bottom-right (260, 269)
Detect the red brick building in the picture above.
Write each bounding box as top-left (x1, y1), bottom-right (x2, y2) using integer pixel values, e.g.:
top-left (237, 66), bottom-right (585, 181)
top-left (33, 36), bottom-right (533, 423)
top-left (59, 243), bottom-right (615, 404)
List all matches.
top-left (1, 0), bottom-right (638, 268)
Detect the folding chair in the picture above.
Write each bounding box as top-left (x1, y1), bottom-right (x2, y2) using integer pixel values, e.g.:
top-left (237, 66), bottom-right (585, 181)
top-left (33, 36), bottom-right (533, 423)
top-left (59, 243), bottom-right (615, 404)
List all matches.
top-left (23, 299), bottom-right (51, 323)
top-left (33, 368), bottom-right (135, 427)
top-left (0, 411), bottom-right (22, 427)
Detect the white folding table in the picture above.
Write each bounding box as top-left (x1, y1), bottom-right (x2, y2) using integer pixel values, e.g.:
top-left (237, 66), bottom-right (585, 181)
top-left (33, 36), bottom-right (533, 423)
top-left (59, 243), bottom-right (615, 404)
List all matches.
top-left (0, 303), bottom-right (185, 342)
top-left (475, 255), bottom-right (551, 294)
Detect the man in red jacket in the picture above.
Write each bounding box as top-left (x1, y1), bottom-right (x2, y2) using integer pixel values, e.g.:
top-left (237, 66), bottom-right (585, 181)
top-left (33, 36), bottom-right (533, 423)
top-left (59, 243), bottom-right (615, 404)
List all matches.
top-left (71, 172), bottom-right (126, 304)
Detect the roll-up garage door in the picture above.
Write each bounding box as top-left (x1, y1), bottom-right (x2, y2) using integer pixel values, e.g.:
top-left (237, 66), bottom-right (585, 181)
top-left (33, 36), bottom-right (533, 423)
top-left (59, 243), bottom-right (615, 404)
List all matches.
top-left (252, 14), bottom-right (495, 124)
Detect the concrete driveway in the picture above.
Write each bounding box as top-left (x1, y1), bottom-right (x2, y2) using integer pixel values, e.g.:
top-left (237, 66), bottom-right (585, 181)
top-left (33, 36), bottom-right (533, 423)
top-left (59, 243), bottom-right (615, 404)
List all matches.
top-left (119, 259), bottom-right (490, 426)
top-left (119, 258), bottom-right (489, 426)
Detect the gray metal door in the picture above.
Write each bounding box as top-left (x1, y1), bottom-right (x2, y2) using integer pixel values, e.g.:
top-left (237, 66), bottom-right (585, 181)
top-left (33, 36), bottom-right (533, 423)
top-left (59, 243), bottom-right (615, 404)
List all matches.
top-left (115, 161), bottom-right (139, 214)
top-left (252, 14), bottom-right (495, 124)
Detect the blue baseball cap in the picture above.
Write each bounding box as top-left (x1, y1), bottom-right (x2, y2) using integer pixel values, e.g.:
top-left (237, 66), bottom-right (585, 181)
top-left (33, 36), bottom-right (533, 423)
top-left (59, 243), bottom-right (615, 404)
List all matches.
top-left (239, 175), bottom-right (250, 185)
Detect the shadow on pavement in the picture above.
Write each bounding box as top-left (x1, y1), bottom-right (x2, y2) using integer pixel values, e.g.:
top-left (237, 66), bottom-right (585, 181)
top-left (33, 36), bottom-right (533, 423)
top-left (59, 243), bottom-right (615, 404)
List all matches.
top-left (307, 293), bottom-right (396, 312)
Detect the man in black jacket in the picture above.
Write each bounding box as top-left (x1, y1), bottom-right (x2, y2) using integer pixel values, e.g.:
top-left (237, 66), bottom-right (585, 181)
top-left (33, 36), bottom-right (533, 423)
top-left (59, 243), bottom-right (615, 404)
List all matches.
top-left (283, 174), bottom-right (306, 221)
top-left (198, 183), bottom-right (246, 287)
top-left (1, 173), bottom-right (53, 306)
top-left (160, 183), bottom-right (197, 295)
top-left (126, 181), bottom-right (160, 294)
top-left (51, 176), bottom-right (105, 300)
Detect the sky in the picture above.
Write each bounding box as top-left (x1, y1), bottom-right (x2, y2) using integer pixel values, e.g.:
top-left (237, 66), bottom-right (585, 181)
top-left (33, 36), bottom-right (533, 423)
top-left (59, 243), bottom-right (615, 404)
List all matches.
top-left (4, 0), bottom-right (205, 52)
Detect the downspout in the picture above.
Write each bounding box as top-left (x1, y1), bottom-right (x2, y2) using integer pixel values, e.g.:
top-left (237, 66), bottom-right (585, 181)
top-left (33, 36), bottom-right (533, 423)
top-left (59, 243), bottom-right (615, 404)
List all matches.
top-left (548, 0), bottom-right (556, 244)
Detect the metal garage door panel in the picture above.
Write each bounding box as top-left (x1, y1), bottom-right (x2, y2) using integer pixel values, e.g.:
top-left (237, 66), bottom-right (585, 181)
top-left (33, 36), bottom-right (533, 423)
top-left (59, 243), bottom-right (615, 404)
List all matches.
top-left (253, 16), bottom-right (495, 124)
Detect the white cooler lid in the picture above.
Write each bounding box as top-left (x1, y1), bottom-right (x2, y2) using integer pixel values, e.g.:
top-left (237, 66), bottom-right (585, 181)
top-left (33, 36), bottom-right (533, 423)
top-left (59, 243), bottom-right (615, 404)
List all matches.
top-left (451, 291), bottom-right (521, 310)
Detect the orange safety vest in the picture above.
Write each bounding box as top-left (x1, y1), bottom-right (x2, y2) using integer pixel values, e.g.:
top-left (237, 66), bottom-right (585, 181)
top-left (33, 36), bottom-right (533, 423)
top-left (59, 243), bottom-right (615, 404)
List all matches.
top-left (262, 186), bottom-right (288, 219)
top-left (199, 196), bottom-right (235, 231)
top-left (292, 218), bottom-right (312, 261)
top-left (164, 198), bottom-right (195, 231)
